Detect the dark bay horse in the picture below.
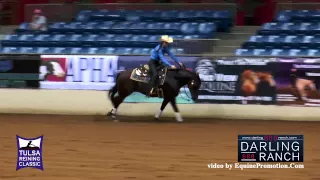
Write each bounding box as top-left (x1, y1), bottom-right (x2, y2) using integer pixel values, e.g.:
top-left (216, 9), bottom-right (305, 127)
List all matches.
top-left (107, 66), bottom-right (201, 122)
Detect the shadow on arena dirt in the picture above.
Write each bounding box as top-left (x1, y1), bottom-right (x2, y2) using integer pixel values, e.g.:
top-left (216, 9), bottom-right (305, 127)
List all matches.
top-left (0, 113), bottom-right (318, 125)
top-left (93, 115), bottom-right (225, 123)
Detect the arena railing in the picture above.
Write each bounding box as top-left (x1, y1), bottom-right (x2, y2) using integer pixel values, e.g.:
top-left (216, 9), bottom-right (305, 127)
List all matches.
top-left (25, 3), bottom-right (237, 23)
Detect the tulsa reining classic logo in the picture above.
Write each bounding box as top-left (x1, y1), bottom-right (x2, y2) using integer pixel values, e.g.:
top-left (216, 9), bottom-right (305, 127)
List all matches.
top-left (16, 135), bottom-right (44, 171)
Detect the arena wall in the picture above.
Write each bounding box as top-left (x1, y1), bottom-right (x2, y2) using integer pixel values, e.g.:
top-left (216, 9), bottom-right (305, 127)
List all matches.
top-left (1, 89), bottom-right (320, 121)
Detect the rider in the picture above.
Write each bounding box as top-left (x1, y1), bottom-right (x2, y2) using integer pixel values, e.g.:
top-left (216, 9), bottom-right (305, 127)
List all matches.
top-left (148, 35), bottom-right (183, 96)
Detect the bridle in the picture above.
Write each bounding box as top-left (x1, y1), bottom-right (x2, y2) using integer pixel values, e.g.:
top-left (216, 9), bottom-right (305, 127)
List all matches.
top-left (177, 64), bottom-right (197, 102)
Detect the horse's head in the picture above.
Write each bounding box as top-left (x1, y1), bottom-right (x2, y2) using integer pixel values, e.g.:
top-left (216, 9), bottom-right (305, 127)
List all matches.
top-left (188, 72), bottom-right (201, 101)
top-left (175, 68), bottom-right (201, 101)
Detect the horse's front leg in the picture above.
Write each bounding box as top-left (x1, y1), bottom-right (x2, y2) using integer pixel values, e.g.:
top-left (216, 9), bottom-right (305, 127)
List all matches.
top-left (155, 98), bottom-right (170, 120)
top-left (170, 98), bottom-right (183, 122)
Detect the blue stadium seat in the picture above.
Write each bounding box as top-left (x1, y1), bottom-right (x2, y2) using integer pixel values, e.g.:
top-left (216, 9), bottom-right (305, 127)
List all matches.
top-left (48, 22), bottom-right (68, 33)
top-left (87, 47), bottom-right (100, 54)
top-left (75, 10), bottom-right (93, 21)
top-left (36, 47), bottom-right (52, 54)
top-left (258, 22), bottom-right (320, 36)
top-left (95, 21), bottom-right (116, 33)
top-left (234, 48), bottom-right (320, 57)
top-left (51, 47), bottom-right (70, 54)
top-left (0, 47), bottom-right (20, 53)
top-left (11, 34), bottom-right (36, 47)
top-left (291, 10), bottom-right (320, 23)
top-left (160, 10), bottom-right (180, 22)
top-left (234, 49), bottom-right (254, 56)
top-left (131, 48), bottom-right (143, 55)
top-left (275, 10), bottom-right (320, 23)
top-left (256, 49), bottom-right (272, 56)
top-left (80, 34), bottom-right (99, 47)
top-left (115, 47), bottom-right (133, 55)
top-left (180, 23), bottom-right (198, 35)
top-left (126, 10), bottom-right (143, 22)
top-left (64, 34), bottom-right (83, 47)
top-left (141, 48), bottom-right (152, 55)
top-left (128, 22), bottom-right (148, 34)
top-left (288, 49), bottom-right (308, 56)
top-left (91, 10), bottom-right (126, 21)
top-left (97, 47), bottom-right (116, 54)
top-left (146, 35), bottom-right (160, 47)
top-left (178, 10), bottom-right (196, 21)
top-left (270, 49), bottom-right (289, 56)
top-left (198, 23), bottom-right (216, 37)
top-left (19, 47), bottom-right (37, 53)
top-left (15, 23), bottom-right (30, 33)
top-left (10, 8), bottom-right (228, 54)
top-left (96, 34), bottom-right (116, 47)
top-left (307, 49), bottom-right (320, 56)
top-left (131, 47), bottom-right (156, 55)
top-left (130, 35), bottom-right (150, 47)
top-left (1, 34), bottom-right (20, 46)
top-left (113, 34), bottom-right (132, 47)
top-left (69, 47), bottom-right (82, 54)
top-left (48, 34), bottom-right (68, 47)
top-left (33, 34), bottom-right (51, 46)
top-left (111, 22), bottom-right (134, 34)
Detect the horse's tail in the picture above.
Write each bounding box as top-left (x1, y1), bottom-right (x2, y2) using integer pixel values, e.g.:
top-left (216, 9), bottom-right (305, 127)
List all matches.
top-left (108, 72), bottom-right (121, 100)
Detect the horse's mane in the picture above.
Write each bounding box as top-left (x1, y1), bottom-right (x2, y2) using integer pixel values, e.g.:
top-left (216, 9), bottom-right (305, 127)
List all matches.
top-left (168, 68), bottom-right (200, 81)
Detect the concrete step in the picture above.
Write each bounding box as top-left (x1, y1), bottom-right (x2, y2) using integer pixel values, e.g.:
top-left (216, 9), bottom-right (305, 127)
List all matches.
top-left (216, 32), bottom-right (252, 41)
top-left (202, 52), bottom-right (235, 57)
top-left (230, 26), bottom-right (261, 34)
top-left (0, 25), bottom-right (16, 34)
top-left (214, 39), bottom-right (246, 47)
top-left (212, 46), bottom-right (238, 54)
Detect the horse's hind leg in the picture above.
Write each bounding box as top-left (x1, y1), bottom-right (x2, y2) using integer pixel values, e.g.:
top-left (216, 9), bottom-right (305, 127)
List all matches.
top-left (170, 98), bottom-right (183, 122)
top-left (108, 95), bottom-right (126, 120)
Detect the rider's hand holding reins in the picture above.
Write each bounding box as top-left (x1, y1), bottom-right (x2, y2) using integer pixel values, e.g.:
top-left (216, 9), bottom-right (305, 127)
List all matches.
top-left (171, 65), bottom-right (177, 69)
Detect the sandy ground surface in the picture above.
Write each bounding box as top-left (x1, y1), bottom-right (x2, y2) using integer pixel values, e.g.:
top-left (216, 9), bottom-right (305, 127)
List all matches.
top-left (0, 114), bottom-right (319, 180)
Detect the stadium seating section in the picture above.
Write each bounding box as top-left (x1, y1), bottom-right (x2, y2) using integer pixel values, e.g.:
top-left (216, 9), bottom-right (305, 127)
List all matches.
top-left (236, 10), bottom-right (320, 57)
top-left (0, 10), bottom-right (233, 54)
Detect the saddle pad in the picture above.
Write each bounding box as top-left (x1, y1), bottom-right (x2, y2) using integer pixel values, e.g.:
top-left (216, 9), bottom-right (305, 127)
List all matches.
top-left (130, 66), bottom-right (167, 85)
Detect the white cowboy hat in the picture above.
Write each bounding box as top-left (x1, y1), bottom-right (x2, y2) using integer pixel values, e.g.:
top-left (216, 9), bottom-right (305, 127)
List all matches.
top-left (160, 35), bottom-right (173, 43)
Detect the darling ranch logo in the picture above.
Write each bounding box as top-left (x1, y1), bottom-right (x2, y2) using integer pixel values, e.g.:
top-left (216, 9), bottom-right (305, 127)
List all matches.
top-left (16, 135), bottom-right (44, 171)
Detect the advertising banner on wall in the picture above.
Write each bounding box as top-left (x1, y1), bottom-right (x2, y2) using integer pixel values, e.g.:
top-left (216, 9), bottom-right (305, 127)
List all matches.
top-left (40, 55), bottom-right (198, 103)
top-left (195, 57), bottom-right (277, 104)
top-left (0, 55), bottom-right (40, 88)
top-left (275, 58), bottom-right (320, 107)
top-left (40, 55), bottom-right (118, 90)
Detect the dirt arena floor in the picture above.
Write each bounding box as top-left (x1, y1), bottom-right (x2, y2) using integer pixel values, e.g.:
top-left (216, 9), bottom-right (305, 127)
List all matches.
top-left (0, 114), bottom-right (319, 180)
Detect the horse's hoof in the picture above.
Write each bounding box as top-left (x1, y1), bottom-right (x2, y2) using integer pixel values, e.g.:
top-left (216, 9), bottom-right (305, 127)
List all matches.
top-left (106, 111), bottom-right (112, 116)
top-left (176, 119), bottom-right (183, 123)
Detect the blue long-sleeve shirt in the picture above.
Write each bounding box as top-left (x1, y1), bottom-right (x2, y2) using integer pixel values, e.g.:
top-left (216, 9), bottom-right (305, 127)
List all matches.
top-left (150, 44), bottom-right (180, 67)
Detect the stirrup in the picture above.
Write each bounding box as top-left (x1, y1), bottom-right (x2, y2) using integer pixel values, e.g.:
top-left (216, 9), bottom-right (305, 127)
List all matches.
top-left (149, 88), bottom-right (155, 96)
